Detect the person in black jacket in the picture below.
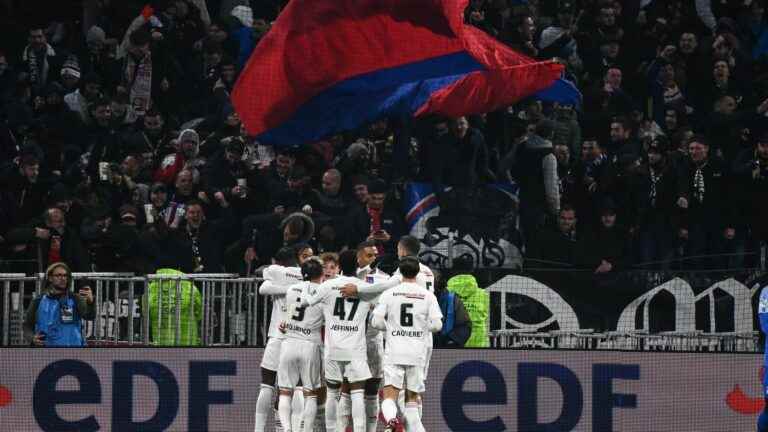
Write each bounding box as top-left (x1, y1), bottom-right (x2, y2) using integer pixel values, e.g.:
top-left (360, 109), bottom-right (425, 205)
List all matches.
top-left (5, 206), bottom-right (91, 274)
top-left (731, 132), bottom-right (768, 267)
top-left (675, 135), bottom-right (737, 269)
top-left (631, 137), bottom-right (679, 269)
top-left (169, 195), bottom-right (236, 273)
top-left (345, 178), bottom-right (406, 255)
top-left (0, 152), bottom-right (48, 227)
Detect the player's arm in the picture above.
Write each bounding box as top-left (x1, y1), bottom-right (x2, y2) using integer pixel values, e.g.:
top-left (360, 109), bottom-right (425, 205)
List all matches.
top-left (341, 275), bottom-right (400, 300)
top-left (262, 264), bottom-right (284, 281)
top-left (258, 280), bottom-right (289, 296)
top-left (426, 292), bottom-right (444, 333)
top-left (370, 300), bottom-right (388, 331)
top-left (302, 281), bottom-right (328, 306)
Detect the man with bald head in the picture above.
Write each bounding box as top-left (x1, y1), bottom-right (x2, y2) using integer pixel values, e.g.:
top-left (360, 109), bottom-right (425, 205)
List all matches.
top-left (309, 169), bottom-right (349, 218)
top-left (309, 169), bottom-right (351, 251)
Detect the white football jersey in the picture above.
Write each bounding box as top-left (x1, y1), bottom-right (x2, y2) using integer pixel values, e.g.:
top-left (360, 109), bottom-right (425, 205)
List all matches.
top-left (391, 263), bottom-right (435, 292)
top-left (283, 281), bottom-right (324, 344)
top-left (372, 282), bottom-right (442, 367)
top-left (361, 270), bottom-right (391, 339)
top-left (261, 264), bottom-right (303, 339)
top-left (305, 275), bottom-right (371, 361)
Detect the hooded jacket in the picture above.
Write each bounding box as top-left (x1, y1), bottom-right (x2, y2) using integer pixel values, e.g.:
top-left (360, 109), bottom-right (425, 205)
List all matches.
top-left (147, 268), bottom-right (202, 346)
top-left (446, 274), bottom-right (490, 348)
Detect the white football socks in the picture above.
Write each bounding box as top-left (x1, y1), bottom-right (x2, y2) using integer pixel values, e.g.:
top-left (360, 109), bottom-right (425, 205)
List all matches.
top-left (381, 398), bottom-right (398, 423)
top-left (278, 393), bottom-right (293, 432)
top-left (292, 388), bottom-right (305, 431)
top-left (404, 402), bottom-right (424, 432)
top-left (365, 394), bottom-right (379, 432)
top-left (254, 384), bottom-right (274, 432)
top-left (350, 389), bottom-right (366, 432)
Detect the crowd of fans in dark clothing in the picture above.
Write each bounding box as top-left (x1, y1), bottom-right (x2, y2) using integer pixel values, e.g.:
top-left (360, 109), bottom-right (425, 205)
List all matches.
top-left (0, 0), bottom-right (767, 278)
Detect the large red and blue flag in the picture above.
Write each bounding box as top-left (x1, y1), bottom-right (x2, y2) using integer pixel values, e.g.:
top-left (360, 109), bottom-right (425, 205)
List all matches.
top-left (232, 0), bottom-right (567, 146)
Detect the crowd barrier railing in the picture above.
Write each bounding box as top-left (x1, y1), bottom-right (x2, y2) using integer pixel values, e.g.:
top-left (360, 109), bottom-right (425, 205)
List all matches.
top-left (484, 269), bottom-right (766, 352)
top-left (0, 273), bottom-right (264, 347)
top-left (4, 269), bottom-right (766, 351)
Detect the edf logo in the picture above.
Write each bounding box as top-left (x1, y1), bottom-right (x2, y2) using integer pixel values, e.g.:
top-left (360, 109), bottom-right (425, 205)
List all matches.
top-left (441, 361), bottom-right (639, 432)
top-left (32, 360), bottom-right (236, 431)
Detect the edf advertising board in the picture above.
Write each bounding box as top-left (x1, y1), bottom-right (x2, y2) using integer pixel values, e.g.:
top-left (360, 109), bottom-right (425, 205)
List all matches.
top-left (0, 349), bottom-right (761, 431)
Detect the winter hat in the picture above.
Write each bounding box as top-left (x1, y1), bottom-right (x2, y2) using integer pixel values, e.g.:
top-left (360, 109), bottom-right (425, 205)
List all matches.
top-left (231, 6), bottom-right (254, 27)
top-left (119, 204), bottom-right (139, 220)
top-left (177, 129), bottom-right (200, 146)
top-left (86, 26), bottom-right (106, 45)
top-left (60, 56), bottom-right (81, 79)
top-left (346, 141), bottom-right (369, 159)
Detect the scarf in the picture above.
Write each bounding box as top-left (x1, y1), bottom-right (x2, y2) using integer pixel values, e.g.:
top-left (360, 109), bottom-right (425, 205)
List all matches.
top-left (23, 44), bottom-right (56, 88)
top-left (123, 52), bottom-right (153, 123)
top-left (693, 166), bottom-right (705, 203)
top-left (367, 206), bottom-right (384, 255)
top-left (187, 225), bottom-right (204, 272)
top-left (649, 168), bottom-right (661, 207)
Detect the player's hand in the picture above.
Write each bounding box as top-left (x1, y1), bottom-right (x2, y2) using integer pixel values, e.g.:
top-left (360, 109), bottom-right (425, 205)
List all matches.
top-left (278, 321), bottom-right (287, 334)
top-left (340, 283), bottom-right (359, 298)
top-left (33, 332), bottom-right (46, 346)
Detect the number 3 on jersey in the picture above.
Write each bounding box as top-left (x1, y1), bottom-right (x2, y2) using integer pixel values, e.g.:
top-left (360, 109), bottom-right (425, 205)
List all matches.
top-left (292, 297), bottom-right (306, 321)
top-left (333, 297), bottom-right (360, 320)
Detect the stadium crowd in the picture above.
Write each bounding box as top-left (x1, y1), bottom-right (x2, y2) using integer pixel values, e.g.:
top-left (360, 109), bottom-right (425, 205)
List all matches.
top-left (0, 0), bottom-right (767, 280)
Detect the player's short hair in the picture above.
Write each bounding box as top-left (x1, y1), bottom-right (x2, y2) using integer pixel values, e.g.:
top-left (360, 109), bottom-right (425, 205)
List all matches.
top-left (320, 252), bottom-right (339, 265)
top-left (398, 256), bottom-right (420, 279)
top-left (274, 246), bottom-right (298, 267)
top-left (356, 240), bottom-right (376, 252)
top-left (398, 235), bottom-right (421, 256)
top-left (294, 242), bottom-right (312, 255)
top-left (339, 250), bottom-right (358, 276)
top-left (301, 257), bottom-right (324, 281)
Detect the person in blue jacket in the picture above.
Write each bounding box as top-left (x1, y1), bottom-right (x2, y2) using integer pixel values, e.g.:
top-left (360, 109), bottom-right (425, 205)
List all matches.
top-left (23, 262), bottom-right (95, 347)
top-left (758, 285), bottom-right (768, 431)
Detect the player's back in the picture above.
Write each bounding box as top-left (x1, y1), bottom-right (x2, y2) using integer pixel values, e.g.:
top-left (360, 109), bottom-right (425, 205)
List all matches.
top-left (379, 282), bottom-right (438, 366)
top-left (262, 264), bottom-right (303, 339)
top-left (284, 281), bottom-right (324, 344)
top-left (392, 262), bottom-right (435, 292)
top-left (312, 275), bottom-right (371, 361)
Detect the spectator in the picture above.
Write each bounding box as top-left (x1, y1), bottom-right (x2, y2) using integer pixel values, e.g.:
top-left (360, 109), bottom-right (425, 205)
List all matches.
top-left (6, 207), bottom-right (91, 274)
top-left (154, 128), bottom-right (204, 185)
top-left (346, 178), bottom-right (406, 254)
top-left (23, 262), bottom-right (95, 347)
top-left (526, 205), bottom-right (586, 269)
top-left (505, 119), bottom-right (560, 245)
top-left (0, 152), bottom-right (47, 226)
top-left (584, 198), bottom-right (628, 274)
top-left (732, 131), bottom-right (768, 266)
top-left (169, 195), bottom-right (235, 273)
top-left (21, 27), bottom-right (65, 92)
top-left (632, 136), bottom-right (678, 268)
top-left (675, 135), bottom-right (737, 268)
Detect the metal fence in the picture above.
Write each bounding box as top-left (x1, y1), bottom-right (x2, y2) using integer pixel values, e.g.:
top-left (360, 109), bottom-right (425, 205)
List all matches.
top-left (0, 273), bottom-right (264, 347)
top-left (484, 269), bottom-right (766, 352)
top-left (4, 269), bottom-right (766, 351)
